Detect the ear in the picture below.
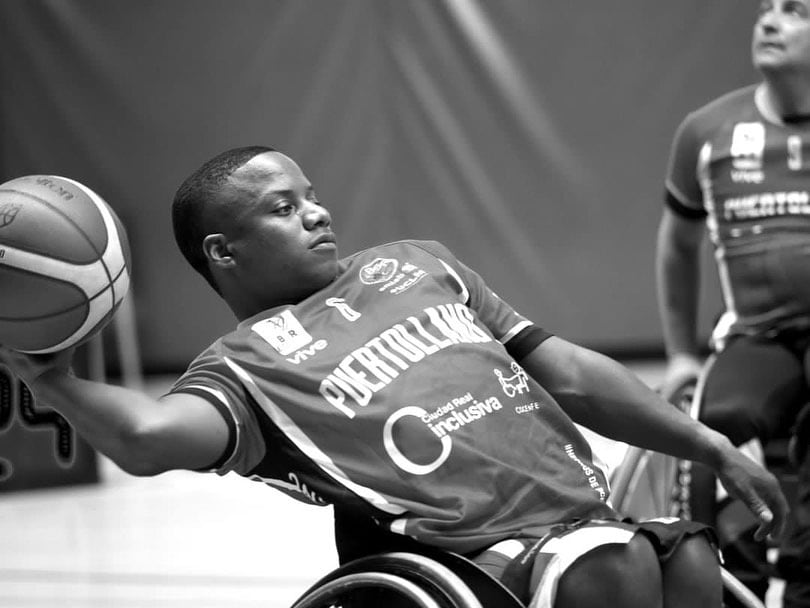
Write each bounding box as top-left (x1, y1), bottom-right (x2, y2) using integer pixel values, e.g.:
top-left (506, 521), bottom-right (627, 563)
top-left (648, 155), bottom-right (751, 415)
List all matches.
top-left (202, 233), bottom-right (235, 268)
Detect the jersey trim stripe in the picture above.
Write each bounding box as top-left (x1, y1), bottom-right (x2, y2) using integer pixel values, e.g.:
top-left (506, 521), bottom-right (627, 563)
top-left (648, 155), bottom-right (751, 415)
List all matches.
top-left (500, 320), bottom-right (535, 345)
top-left (222, 356), bottom-right (408, 515)
top-left (697, 141), bottom-right (738, 318)
top-left (530, 525), bottom-right (635, 608)
top-left (664, 189), bottom-right (707, 220)
top-left (439, 259), bottom-right (470, 303)
top-left (664, 177), bottom-right (701, 213)
top-left (177, 384), bottom-right (241, 471)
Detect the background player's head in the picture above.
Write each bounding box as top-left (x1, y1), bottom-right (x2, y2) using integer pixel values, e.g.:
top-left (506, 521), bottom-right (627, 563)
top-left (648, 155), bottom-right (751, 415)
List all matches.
top-left (752, 0), bottom-right (810, 76)
top-left (172, 146), bottom-right (338, 319)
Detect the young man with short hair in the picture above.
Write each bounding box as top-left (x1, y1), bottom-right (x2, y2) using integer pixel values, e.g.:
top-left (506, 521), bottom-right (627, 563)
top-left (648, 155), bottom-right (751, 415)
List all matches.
top-left (3, 146), bottom-right (788, 607)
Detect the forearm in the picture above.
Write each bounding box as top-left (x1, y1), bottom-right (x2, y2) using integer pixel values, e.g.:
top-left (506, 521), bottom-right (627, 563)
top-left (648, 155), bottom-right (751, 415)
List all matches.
top-left (656, 213), bottom-right (703, 357)
top-left (658, 262), bottom-right (701, 357)
top-left (570, 357), bottom-right (786, 541)
top-left (32, 371), bottom-right (171, 476)
top-left (571, 351), bottom-right (727, 464)
top-left (525, 342), bottom-right (730, 468)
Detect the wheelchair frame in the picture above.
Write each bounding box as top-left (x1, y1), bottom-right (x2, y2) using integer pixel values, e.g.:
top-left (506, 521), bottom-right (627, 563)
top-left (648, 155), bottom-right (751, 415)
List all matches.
top-left (609, 371), bottom-right (769, 608)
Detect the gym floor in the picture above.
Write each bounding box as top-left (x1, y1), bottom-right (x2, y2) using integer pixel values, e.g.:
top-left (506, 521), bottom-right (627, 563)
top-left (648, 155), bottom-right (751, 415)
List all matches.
top-left (0, 362), bottom-right (785, 607)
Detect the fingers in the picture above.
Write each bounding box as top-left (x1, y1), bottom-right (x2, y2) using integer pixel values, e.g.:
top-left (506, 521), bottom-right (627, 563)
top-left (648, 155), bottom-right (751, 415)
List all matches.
top-left (719, 454), bottom-right (789, 543)
top-left (0, 345), bottom-right (73, 388)
top-left (749, 487), bottom-right (788, 542)
top-left (752, 507), bottom-right (773, 542)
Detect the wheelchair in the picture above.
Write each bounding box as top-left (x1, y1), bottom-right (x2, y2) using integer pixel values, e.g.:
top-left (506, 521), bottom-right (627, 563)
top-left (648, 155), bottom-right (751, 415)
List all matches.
top-left (291, 376), bottom-right (794, 608)
top-left (291, 548), bottom-right (523, 608)
top-left (609, 375), bottom-right (775, 608)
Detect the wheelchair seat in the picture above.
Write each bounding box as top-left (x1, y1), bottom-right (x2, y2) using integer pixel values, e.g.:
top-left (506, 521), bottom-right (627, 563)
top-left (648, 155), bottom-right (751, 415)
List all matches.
top-left (291, 549), bottom-right (524, 608)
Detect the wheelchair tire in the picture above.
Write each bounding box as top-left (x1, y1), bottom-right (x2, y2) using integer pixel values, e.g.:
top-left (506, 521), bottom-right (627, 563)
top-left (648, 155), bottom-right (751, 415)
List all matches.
top-left (291, 571), bottom-right (442, 608)
top-left (292, 552), bottom-right (486, 608)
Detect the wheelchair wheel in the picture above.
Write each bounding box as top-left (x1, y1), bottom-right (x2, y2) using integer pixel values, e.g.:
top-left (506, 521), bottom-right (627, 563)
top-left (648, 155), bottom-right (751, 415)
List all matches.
top-left (291, 571), bottom-right (443, 608)
top-left (609, 378), bottom-right (698, 520)
top-left (291, 552), bottom-right (490, 608)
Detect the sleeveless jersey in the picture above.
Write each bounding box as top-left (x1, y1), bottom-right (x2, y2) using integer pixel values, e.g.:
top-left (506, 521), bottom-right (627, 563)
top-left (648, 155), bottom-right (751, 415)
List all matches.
top-left (170, 240), bottom-right (614, 554)
top-left (666, 83), bottom-right (810, 336)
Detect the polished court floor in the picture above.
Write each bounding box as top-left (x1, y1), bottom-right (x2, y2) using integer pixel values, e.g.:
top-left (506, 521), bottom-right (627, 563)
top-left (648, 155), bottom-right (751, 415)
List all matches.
top-left (0, 362), bottom-right (784, 607)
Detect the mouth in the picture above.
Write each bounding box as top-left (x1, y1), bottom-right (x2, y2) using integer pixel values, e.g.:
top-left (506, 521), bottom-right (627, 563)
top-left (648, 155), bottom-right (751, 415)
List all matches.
top-left (756, 40), bottom-right (784, 51)
top-left (310, 233), bottom-right (337, 249)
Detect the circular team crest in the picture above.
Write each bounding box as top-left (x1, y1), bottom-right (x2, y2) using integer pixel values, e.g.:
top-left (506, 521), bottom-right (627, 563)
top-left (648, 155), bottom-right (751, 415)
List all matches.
top-left (359, 257), bottom-right (398, 285)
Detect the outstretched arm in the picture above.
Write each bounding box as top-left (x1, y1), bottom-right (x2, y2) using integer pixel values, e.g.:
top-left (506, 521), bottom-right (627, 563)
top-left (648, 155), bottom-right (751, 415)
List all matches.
top-left (520, 336), bottom-right (789, 541)
top-left (0, 347), bottom-right (229, 476)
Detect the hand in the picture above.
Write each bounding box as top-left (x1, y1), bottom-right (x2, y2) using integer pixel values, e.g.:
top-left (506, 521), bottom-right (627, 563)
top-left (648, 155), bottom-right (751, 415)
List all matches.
top-left (0, 345), bottom-right (75, 391)
top-left (659, 353), bottom-right (703, 401)
top-left (714, 443), bottom-right (789, 542)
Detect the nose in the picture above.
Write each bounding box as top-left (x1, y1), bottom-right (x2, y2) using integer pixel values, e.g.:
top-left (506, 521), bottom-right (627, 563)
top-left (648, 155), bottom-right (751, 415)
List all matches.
top-left (301, 201), bottom-right (331, 229)
top-left (757, 8), bottom-right (779, 32)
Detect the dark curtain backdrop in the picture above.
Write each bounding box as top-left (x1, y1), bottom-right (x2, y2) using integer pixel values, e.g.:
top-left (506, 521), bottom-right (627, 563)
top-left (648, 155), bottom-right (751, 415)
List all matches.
top-left (0, 0), bottom-right (757, 372)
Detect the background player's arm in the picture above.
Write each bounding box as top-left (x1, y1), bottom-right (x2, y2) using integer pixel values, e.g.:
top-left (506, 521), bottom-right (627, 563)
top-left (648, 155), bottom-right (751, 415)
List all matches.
top-left (655, 206), bottom-right (707, 392)
top-left (519, 335), bottom-right (788, 540)
top-left (0, 347), bottom-right (229, 476)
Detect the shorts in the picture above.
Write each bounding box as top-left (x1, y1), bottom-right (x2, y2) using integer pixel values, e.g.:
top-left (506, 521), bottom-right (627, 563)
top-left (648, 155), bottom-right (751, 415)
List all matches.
top-left (471, 518), bottom-right (719, 607)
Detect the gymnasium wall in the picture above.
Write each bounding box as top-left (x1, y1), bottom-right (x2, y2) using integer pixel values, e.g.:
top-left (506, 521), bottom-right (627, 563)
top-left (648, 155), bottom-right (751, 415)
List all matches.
top-left (0, 0), bottom-right (758, 372)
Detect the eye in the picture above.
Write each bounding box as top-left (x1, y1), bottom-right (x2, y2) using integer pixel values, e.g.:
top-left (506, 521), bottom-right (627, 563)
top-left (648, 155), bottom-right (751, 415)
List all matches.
top-left (782, 0), bottom-right (809, 17)
top-left (772, 0), bottom-right (807, 18)
top-left (274, 202), bottom-right (296, 216)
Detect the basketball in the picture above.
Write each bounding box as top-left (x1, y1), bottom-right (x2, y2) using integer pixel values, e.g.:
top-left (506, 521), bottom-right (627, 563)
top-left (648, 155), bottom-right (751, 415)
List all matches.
top-left (0, 175), bottom-right (131, 354)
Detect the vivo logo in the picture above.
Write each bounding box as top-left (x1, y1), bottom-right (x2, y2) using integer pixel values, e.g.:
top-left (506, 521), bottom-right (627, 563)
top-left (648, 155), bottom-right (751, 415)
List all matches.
top-left (730, 170), bottom-right (763, 184)
top-left (286, 339), bottom-right (328, 364)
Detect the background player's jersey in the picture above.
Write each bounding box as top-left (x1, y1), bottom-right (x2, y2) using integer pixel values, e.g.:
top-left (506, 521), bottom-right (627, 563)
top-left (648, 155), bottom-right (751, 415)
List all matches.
top-left (171, 240), bottom-right (614, 554)
top-left (666, 83), bottom-right (810, 336)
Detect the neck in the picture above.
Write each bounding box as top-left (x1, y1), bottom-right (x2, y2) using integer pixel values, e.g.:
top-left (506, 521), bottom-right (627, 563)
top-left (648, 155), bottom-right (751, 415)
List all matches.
top-left (222, 289), bottom-right (285, 323)
top-left (761, 71), bottom-right (810, 119)
top-left (230, 298), bottom-right (287, 323)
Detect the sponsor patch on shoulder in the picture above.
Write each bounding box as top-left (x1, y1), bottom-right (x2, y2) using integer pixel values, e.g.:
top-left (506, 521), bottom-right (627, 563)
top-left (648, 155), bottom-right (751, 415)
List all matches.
top-left (252, 309), bottom-right (313, 355)
top-left (359, 257), bottom-right (426, 294)
top-left (359, 257), bottom-right (399, 284)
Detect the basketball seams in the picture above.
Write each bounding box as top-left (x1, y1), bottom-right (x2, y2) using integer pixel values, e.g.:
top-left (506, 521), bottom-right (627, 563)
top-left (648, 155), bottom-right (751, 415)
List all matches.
top-left (0, 186), bottom-right (107, 266)
top-left (59, 176), bottom-right (132, 314)
top-left (0, 178), bottom-right (122, 301)
top-left (51, 177), bottom-right (119, 293)
top-left (39, 251), bottom-right (131, 354)
top-left (0, 301), bottom-right (88, 322)
top-left (39, 293), bottom-right (126, 354)
top-left (0, 244), bottom-right (128, 317)
top-left (0, 245), bottom-right (122, 297)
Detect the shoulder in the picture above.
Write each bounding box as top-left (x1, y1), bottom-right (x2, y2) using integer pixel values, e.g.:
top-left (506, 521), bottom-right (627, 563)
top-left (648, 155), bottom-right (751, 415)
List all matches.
top-left (695, 84), bottom-right (757, 116)
top-left (178, 327), bottom-right (245, 377)
top-left (344, 239), bottom-right (457, 264)
top-left (679, 84), bottom-right (759, 134)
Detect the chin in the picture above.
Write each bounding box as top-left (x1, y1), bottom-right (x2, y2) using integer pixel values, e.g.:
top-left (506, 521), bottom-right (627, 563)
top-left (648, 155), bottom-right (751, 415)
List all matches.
top-left (309, 265), bottom-right (340, 291)
top-left (753, 50), bottom-right (790, 71)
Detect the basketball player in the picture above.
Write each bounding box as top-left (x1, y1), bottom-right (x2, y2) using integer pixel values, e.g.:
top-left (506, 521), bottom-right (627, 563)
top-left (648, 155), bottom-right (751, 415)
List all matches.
top-left (656, 2), bottom-right (810, 605)
top-left (1, 146), bottom-right (789, 607)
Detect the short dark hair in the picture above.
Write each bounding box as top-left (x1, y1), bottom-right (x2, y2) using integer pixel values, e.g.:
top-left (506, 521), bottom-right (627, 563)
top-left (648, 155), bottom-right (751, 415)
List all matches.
top-left (172, 145), bottom-right (276, 292)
